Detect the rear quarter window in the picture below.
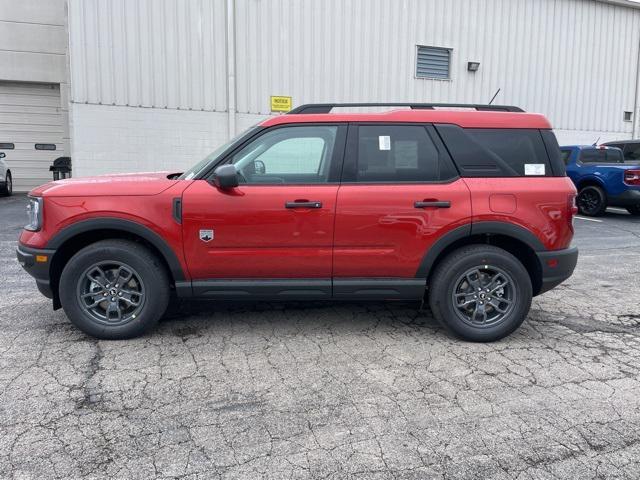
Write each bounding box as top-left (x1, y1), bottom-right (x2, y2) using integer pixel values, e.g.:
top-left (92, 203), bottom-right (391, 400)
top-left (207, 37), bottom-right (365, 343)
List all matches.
top-left (465, 129), bottom-right (551, 176)
top-left (435, 124), bottom-right (557, 177)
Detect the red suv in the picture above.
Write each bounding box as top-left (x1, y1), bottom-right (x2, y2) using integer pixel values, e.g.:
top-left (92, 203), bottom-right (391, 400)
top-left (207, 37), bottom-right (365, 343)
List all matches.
top-left (17, 103), bottom-right (578, 342)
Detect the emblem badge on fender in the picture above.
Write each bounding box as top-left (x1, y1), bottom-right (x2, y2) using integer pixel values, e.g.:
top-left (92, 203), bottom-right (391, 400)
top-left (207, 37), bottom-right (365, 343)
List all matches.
top-left (199, 229), bottom-right (214, 242)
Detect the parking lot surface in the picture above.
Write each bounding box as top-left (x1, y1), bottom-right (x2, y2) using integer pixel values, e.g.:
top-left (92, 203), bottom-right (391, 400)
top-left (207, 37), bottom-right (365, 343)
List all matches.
top-left (1, 194), bottom-right (640, 479)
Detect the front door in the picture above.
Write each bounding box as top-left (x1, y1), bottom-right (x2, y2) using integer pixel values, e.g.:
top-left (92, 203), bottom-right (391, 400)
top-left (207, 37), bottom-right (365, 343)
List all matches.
top-left (181, 124), bottom-right (346, 297)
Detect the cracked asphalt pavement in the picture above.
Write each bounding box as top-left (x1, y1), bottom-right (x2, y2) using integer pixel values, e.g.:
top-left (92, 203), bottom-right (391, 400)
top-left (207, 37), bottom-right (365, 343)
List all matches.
top-left (1, 194), bottom-right (640, 479)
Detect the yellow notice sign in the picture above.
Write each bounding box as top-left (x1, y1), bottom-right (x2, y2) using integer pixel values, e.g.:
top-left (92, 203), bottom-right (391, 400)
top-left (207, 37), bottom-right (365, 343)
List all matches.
top-left (270, 96), bottom-right (292, 112)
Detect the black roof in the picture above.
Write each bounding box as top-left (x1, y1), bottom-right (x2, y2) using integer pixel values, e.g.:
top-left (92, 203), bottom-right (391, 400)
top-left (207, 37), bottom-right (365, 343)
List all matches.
top-left (602, 139), bottom-right (640, 145)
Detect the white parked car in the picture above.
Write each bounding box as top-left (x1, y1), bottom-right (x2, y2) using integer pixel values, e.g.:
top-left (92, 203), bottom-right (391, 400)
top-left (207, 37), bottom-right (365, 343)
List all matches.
top-left (0, 152), bottom-right (12, 196)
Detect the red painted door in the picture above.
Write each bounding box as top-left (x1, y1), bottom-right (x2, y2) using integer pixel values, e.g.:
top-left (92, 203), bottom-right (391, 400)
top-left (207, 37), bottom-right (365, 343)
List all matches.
top-left (181, 124), bottom-right (345, 280)
top-left (333, 124), bottom-right (472, 278)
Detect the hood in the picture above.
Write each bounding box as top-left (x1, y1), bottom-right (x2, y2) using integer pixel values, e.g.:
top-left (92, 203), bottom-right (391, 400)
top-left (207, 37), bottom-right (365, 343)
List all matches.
top-left (30, 172), bottom-right (181, 197)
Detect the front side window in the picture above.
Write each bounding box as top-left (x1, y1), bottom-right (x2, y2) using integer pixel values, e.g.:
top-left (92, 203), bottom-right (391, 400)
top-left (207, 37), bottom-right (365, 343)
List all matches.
top-left (560, 149), bottom-right (572, 165)
top-left (229, 126), bottom-right (337, 184)
top-left (356, 125), bottom-right (457, 182)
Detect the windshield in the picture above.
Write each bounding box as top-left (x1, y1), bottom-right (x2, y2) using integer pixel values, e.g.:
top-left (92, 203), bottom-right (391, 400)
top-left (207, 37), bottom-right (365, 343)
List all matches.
top-left (178, 126), bottom-right (260, 180)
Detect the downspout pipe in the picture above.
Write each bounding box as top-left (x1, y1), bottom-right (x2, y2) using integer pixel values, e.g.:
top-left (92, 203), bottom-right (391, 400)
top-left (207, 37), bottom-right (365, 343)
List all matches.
top-left (226, 0), bottom-right (236, 139)
top-left (633, 33), bottom-right (640, 139)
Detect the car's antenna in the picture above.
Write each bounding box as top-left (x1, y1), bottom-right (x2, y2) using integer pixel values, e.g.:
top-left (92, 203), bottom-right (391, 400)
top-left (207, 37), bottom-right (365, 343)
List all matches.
top-left (488, 88), bottom-right (501, 105)
top-left (592, 137), bottom-right (600, 146)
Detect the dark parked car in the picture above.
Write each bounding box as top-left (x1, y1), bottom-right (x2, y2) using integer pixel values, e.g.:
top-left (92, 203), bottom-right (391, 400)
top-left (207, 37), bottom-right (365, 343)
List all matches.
top-left (602, 139), bottom-right (640, 163)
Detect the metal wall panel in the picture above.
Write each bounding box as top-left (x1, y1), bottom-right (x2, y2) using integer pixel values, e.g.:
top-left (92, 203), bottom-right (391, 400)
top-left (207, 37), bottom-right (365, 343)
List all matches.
top-left (234, 0), bottom-right (640, 137)
top-left (69, 0), bottom-right (640, 139)
top-left (68, 0), bottom-right (228, 111)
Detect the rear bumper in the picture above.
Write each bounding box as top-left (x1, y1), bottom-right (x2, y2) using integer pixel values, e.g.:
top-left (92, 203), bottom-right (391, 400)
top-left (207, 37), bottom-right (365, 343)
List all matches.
top-left (535, 246), bottom-right (578, 295)
top-left (608, 189), bottom-right (640, 207)
top-left (16, 244), bottom-right (56, 299)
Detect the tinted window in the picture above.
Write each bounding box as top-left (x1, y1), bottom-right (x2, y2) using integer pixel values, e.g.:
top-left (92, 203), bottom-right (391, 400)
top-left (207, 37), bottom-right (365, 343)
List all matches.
top-left (624, 144), bottom-right (640, 162)
top-left (560, 149), bottom-right (572, 165)
top-left (355, 125), bottom-right (456, 182)
top-left (465, 129), bottom-right (551, 176)
top-left (580, 150), bottom-right (605, 163)
top-left (230, 125), bottom-right (337, 184)
top-left (606, 149), bottom-right (624, 163)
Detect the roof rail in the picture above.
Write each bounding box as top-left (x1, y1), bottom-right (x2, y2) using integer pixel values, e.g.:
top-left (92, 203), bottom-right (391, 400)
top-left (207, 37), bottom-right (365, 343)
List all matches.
top-left (287, 103), bottom-right (525, 114)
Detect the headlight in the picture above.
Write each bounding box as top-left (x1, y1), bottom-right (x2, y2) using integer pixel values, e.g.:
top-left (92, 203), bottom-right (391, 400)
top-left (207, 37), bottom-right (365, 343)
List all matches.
top-left (25, 197), bottom-right (43, 232)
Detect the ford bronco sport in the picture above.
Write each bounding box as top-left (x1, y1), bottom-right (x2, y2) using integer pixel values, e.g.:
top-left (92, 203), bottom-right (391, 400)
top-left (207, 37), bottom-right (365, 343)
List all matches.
top-left (17, 103), bottom-right (578, 342)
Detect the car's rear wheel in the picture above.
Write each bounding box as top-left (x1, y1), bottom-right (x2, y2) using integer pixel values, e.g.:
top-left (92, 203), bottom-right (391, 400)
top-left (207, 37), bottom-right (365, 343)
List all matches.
top-left (0, 172), bottom-right (11, 196)
top-left (59, 239), bottom-right (170, 339)
top-left (626, 205), bottom-right (640, 216)
top-left (429, 245), bottom-right (532, 342)
top-left (577, 185), bottom-right (607, 216)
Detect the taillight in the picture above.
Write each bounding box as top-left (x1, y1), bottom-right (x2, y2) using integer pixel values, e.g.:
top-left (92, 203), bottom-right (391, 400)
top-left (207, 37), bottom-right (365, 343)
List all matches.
top-left (567, 194), bottom-right (578, 230)
top-left (624, 170), bottom-right (640, 186)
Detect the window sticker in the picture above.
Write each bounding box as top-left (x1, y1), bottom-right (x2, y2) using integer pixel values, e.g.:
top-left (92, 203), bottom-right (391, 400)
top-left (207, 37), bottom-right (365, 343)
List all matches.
top-left (524, 164), bottom-right (545, 175)
top-left (378, 135), bottom-right (391, 151)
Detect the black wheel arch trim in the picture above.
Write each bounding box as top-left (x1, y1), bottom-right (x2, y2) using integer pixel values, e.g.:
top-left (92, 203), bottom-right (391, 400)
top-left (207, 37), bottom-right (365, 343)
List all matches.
top-left (415, 221), bottom-right (546, 278)
top-left (46, 218), bottom-right (186, 281)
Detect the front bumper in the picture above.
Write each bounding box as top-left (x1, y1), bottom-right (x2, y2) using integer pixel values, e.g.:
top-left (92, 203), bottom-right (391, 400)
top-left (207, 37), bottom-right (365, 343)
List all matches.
top-left (535, 246), bottom-right (579, 295)
top-left (16, 244), bottom-right (56, 300)
top-left (608, 189), bottom-right (640, 207)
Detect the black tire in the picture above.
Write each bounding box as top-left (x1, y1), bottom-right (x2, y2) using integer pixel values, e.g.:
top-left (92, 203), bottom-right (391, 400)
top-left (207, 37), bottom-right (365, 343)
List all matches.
top-left (626, 205), bottom-right (640, 216)
top-left (577, 185), bottom-right (607, 216)
top-left (429, 245), bottom-right (532, 342)
top-left (0, 172), bottom-right (11, 196)
top-left (59, 239), bottom-right (170, 339)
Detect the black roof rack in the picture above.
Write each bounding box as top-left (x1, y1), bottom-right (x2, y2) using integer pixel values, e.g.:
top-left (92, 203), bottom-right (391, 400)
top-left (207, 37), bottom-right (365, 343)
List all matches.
top-left (287, 103), bottom-right (525, 114)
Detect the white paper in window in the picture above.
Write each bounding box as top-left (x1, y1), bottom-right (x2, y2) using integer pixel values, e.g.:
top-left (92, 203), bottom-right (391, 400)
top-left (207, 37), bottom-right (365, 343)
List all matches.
top-left (378, 135), bottom-right (391, 151)
top-left (524, 164), bottom-right (545, 175)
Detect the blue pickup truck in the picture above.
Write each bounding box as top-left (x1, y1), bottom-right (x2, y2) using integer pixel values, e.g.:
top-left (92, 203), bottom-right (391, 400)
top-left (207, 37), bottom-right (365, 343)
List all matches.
top-left (560, 145), bottom-right (640, 216)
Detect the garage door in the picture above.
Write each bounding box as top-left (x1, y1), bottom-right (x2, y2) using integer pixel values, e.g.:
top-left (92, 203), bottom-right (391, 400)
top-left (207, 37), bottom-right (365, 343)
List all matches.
top-left (0, 81), bottom-right (64, 192)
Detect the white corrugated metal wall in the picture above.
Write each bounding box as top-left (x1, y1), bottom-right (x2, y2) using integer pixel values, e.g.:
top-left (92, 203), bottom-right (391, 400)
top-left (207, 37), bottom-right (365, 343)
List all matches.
top-left (67, 0), bottom-right (640, 175)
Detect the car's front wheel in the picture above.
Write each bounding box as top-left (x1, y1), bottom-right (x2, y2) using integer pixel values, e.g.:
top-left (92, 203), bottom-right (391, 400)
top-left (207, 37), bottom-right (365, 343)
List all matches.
top-left (59, 239), bottom-right (170, 339)
top-left (429, 245), bottom-right (532, 342)
top-left (577, 185), bottom-right (607, 216)
top-left (0, 172), bottom-right (11, 196)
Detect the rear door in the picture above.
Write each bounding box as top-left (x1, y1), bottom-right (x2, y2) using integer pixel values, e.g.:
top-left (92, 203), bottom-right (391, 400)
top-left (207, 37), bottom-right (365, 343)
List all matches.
top-left (181, 124), bottom-right (346, 296)
top-left (332, 124), bottom-right (472, 299)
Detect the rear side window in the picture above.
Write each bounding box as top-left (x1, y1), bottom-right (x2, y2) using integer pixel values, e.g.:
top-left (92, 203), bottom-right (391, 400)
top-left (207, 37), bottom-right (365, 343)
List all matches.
top-left (353, 125), bottom-right (457, 182)
top-left (560, 149), bottom-right (572, 165)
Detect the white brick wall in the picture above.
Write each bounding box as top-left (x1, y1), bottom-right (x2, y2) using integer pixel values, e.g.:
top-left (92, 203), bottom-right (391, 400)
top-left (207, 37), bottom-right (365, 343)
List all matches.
top-left (71, 104), bottom-right (246, 177)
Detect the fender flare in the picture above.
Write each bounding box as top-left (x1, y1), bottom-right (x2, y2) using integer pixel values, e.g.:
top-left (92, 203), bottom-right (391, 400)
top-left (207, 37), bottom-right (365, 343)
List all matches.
top-left (415, 221), bottom-right (545, 278)
top-left (575, 175), bottom-right (606, 190)
top-left (47, 217), bottom-right (186, 281)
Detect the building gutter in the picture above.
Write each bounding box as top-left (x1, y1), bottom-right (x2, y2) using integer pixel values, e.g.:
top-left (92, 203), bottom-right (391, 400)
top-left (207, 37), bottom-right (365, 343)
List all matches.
top-left (226, 0), bottom-right (237, 139)
top-left (595, 0), bottom-right (640, 10)
top-left (634, 35), bottom-right (640, 139)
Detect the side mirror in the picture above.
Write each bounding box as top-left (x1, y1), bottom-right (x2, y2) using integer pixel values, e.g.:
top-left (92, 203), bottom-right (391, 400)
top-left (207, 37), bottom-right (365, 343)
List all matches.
top-left (0, 152), bottom-right (5, 159)
top-left (212, 164), bottom-right (239, 189)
